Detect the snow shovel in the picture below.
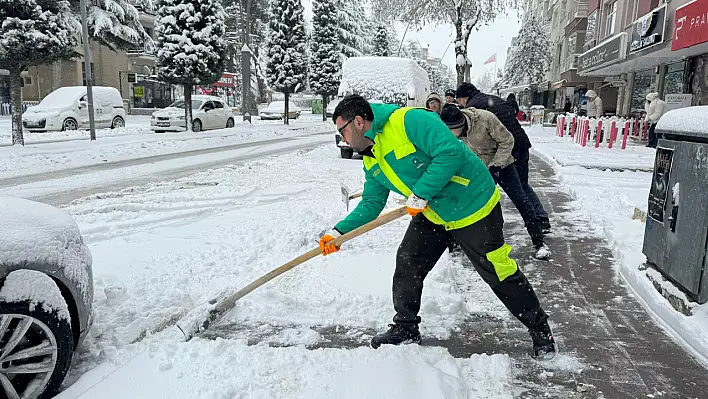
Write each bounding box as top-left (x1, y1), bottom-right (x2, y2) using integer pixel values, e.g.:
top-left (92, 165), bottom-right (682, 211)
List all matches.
top-left (176, 205), bottom-right (409, 341)
top-left (341, 184), bottom-right (362, 211)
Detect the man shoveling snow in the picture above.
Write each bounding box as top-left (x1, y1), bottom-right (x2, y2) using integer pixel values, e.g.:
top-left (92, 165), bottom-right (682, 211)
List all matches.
top-left (319, 94), bottom-right (556, 360)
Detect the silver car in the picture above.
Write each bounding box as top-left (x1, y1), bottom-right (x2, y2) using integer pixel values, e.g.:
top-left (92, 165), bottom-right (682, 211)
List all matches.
top-left (0, 195), bottom-right (93, 399)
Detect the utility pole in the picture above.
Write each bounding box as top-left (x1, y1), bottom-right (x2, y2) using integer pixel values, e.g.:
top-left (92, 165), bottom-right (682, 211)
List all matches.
top-left (79, 0), bottom-right (96, 140)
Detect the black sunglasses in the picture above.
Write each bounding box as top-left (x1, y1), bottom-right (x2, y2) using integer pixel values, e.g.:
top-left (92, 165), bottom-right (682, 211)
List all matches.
top-left (338, 118), bottom-right (355, 134)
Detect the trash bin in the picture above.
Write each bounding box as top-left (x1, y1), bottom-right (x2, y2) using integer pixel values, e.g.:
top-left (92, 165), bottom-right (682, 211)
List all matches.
top-left (642, 106), bottom-right (708, 303)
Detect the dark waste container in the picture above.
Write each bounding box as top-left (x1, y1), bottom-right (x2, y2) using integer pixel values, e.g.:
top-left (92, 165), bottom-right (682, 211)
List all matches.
top-left (642, 106), bottom-right (708, 303)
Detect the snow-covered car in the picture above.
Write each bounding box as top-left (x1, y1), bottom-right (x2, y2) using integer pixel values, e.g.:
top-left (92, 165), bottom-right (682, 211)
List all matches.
top-left (335, 132), bottom-right (355, 159)
top-left (0, 196), bottom-right (94, 399)
top-left (151, 95), bottom-right (235, 133)
top-left (326, 98), bottom-right (340, 118)
top-left (259, 101), bottom-right (302, 120)
top-left (22, 86), bottom-right (126, 132)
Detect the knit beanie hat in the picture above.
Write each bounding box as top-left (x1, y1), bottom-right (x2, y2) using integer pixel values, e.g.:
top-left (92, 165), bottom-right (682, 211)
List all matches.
top-left (455, 83), bottom-right (478, 99)
top-left (440, 104), bottom-right (466, 129)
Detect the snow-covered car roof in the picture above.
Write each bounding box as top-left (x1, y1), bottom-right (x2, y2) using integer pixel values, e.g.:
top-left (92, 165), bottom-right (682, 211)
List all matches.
top-left (261, 101), bottom-right (302, 113)
top-left (338, 57), bottom-right (429, 101)
top-left (31, 86), bottom-right (123, 110)
top-left (188, 95), bottom-right (225, 102)
top-left (0, 196), bottom-right (92, 297)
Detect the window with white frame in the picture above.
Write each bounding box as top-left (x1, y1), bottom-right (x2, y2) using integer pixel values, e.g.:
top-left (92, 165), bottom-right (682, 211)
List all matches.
top-left (604, 1), bottom-right (617, 38)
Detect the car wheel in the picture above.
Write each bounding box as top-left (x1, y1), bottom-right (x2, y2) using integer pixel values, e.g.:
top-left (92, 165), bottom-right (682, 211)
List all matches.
top-left (226, 118), bottom-right (234, 128)
top-left (340, 148), bottom-right (354, 159)
top-left (62, 118), bottom-right (78, 131)
top-left (111, 116), bottom-right (125, 129)
top-left (0, 275), bottom-right (74, 399)
top-left (192, 119), bottom-right (202, 132)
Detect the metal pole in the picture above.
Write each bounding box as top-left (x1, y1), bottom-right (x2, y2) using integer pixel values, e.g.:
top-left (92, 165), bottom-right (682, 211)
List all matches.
top-left (80, 0), bottom-right (96, 140)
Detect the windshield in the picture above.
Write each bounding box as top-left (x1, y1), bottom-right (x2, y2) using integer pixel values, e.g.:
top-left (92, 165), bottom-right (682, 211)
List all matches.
top-left (169, 99), bottom-right (204, 110)
top-left (38, 87), bottom-right (86, 110)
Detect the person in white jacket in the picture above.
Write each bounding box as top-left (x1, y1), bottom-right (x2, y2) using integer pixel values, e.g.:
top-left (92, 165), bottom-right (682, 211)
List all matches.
top-left (645, 92), bottom-right (666, 148)
top-left (585, 90), bottom-right (603, 118)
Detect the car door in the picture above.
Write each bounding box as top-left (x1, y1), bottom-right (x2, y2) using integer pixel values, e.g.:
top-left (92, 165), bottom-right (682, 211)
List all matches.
top-left (201, 101), bottom-right (216, 130)
top-left (213, 100), bottom-right (228, 128)
top-left (77, 95), bottom-right (90, 128)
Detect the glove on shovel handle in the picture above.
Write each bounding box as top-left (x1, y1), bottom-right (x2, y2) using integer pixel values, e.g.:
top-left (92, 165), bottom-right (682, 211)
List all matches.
top-left (177, 206), bottom-right (408, 341)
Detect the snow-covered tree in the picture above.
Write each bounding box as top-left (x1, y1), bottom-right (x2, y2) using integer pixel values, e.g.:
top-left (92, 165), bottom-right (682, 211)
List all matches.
top-left (68, 0), bottom-right (155, 51)
top-left (266, 0), bottom-right (307, 125)
top-left (336, 0), bottom-right (371, 58)
top-left (310, 0), bottom-right (341, 121)
top-left (372, 24), bottom-right (395, 57)
top-left (0, 0), bottom-right (78, 146)
top-left (500, 17), bottom-right (551, 88)
top-left (373, 0), bottom-right (517, 86)
top-left (476, 69), bottom-right (496, 93)
top-left (155, 0), bottom-right (227, 131)
top-left (402, 39), bottom-right (422, 59)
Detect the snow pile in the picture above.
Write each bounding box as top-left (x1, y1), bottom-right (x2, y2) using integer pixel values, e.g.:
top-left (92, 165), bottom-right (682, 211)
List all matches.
top-left (656, 106), bottom-right (708, 136)
top-left (58, 341), bottom-right (512, 398)
top-left (0, 196), bottom-right (92, 301)
top-left (338, 57), bottom-right (430, 106)
top-left (0, 269), bottom-right (71, 321)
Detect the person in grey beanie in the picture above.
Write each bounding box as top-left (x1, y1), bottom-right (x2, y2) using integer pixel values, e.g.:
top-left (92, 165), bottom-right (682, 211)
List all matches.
top-left (440, 104), bottom-right (550, 259)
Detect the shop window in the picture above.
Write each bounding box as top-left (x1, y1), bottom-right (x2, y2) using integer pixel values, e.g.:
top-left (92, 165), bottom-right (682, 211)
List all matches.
top-left (689, 54), bottom-right (708, 106)
top-left (663, 62), bottom-right (687, 96)
top-left (584, 10), bottom-right (597, 51)
top-left (604, 2), bottom-right (617, 38)
top-left (631, 70), bottom-right (657, 113)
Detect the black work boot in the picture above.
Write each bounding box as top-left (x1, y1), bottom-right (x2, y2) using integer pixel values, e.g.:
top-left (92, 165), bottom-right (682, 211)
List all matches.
top-left (370, 323), bottom-right (421, 349)
top-left (532, 235), bottom-right (551, 260)
top-left (529, 322), bottom-right (556, 360)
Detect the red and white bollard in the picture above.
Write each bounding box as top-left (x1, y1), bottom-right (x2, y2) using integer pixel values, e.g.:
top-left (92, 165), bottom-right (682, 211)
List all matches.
top-left (595, 120), bottom-right (603, 148)
top-left (608, 121), bottom-right (617, 149)
top-left (621, 120), bottom-right (630, 149)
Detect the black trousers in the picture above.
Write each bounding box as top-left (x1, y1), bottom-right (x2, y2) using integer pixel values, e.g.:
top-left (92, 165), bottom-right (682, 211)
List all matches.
top-left (514, 147), bottom-right (549, 222)
top-left (647, 123), bottom-right (661, 148)
top-left (495, 164), bottom-right (542, 239)
top-left (392, 204), bottom-right (548, 329)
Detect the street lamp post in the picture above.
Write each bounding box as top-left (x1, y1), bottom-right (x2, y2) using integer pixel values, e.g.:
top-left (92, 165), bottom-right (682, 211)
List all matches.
top-left (79, 0), bottom-right (96, 140)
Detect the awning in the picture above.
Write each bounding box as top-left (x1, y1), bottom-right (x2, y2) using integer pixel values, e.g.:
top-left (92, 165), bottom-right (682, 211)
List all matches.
top-left (550, 79), bottom-right (567, 90)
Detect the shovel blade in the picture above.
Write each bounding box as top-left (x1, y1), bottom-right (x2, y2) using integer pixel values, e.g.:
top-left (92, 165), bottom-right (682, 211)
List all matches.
top-left (341, 185), bottom-right (351, 210)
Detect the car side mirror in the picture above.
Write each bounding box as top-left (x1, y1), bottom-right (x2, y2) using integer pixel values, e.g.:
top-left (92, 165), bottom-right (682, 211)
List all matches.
top-left (79, 101), bottom-right (87, 109)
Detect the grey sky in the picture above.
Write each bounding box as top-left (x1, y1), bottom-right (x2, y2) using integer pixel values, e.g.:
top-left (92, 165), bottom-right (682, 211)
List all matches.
top-left (301, 1), bottom-right (521, 82)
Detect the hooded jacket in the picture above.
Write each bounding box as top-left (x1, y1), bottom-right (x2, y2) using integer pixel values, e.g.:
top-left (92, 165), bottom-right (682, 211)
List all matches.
top-left (334, 103), bottom-right (499, 234)
top-left (425, 93), bottom-right (444, 113)
top-left (585, 90), bottom-right (603, 118)
top-left (457, 107), bottom-right (515, 168)
top-left (644, 92), bottom-right (666, 123)
top-left (461, 85), bottom-right (531, 154)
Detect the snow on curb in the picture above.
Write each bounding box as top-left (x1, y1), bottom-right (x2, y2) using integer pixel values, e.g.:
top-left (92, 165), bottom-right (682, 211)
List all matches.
top-left (531, 146), bottom-right (708, 368)
top-left (0, 269), bottom-right (71, 321)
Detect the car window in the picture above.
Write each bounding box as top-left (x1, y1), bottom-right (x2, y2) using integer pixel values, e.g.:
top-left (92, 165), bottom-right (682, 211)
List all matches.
top-left (214, 101), bottom-right (224, 109)
top-left (203, 101), bottom-right (214, 110)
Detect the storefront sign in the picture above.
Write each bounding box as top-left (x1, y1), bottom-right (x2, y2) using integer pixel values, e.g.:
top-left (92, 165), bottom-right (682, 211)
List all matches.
top-left (664, 93), bottom-right (693, 110)
top-left (672, 0), bottom-right (708, 51)
top-left (133, 86), bottom-right (144, 98)
top-left (212, 72), bottom-right (237, 88)
top-left (648, 147), bottom-right (674, 223)
top-left (630, 5), bottom-right (667, 54)
top-left (578, 33), bottom-right (627, 73)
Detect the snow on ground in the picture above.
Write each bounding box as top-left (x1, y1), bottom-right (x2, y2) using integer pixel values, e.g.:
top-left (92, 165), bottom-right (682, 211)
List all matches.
top-left (0, 115), bottom-right (154, 144)
top-left (56, 143), bottom-right (513, 397)
top-left (0, 114), bottom-right (330, 179)
top-left (529, 125), bottom-right (708, 367)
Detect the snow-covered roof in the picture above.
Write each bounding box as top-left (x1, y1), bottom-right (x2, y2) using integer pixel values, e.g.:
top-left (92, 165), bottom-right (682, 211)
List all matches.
top-left (338, 57), bottom-right (429, 100)
top-left (656, 106), bottom-right (708, 138)
top-left (0, 196), bottom-right (92, 300)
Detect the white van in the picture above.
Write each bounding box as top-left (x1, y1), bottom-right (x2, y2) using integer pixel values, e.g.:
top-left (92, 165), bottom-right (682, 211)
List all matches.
top-left (336, 57), bottom-right (431, 107)
top-left (335, 57), bottom-right (431, 158)
top-left (22, 86), bottom-right (126, 132)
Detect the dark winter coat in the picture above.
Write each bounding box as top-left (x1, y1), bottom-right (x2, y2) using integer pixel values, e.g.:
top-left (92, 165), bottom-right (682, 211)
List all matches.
top-left (506, 94), bottom-right (520, 116)
top-left (463, 88), bottom-right (531, 154)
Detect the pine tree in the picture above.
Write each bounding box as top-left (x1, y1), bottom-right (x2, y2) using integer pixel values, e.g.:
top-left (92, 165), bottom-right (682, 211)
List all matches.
top-left (335, 0), bottom-right (369, 58)
top-left (371, 24), bottom-right (395, 57)
top-left (155, 0), bottom-right (227, 131)
top-left (266, 0), bottom-right (307, 125)
top-left (500, 17), bottom-right (551, 88)
top-left (310, 0), bottom-right (341, 121)
top-left (0, 0), bottom-right (78, 146)
top-left (73, 0), bottom-right (155, 51)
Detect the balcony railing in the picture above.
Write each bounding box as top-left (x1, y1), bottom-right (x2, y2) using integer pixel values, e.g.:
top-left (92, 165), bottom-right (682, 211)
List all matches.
top-left (561, 54), bottom-right (579, 72)
top-left (126, 41), bottom-right (157, 57)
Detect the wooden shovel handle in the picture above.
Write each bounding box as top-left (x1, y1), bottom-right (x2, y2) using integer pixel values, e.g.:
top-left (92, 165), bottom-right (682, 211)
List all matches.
top-left (212, 206), bottom-right (408, 316)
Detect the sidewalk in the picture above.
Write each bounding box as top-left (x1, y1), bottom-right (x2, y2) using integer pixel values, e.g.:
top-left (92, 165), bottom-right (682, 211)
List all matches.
top-left (200, 154), bottom-right (707, 398)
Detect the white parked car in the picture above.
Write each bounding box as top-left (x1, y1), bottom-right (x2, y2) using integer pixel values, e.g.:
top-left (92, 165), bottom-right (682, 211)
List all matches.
top-left (259, 101), bottom-right (302, 120)
top-left (326, 98), bottom-right (340, 118)
top-left (0, 195), bottom-right (94, 398)
top-left (151, 95), bottom-right (235, 133)
top-left (22, 86), bottom-right (126, 132)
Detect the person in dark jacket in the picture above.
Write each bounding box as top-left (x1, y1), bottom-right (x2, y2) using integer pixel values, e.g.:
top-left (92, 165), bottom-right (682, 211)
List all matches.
top-left (506, 93), bottom-right (520, 115)
top-left (456, 82), bottom-right (551, 232)
top-left (563, 98), bottom-right (572, 113)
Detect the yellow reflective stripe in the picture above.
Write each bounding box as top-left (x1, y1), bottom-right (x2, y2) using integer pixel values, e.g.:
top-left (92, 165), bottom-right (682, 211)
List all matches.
top-left (394, 143), bottom-right (416, 159)
top-left (450, 176), bottom-right (470, 186)
top-left (486, 243), bottom-right (518, 281)
top-left (435, 187), bottom-right (500, 230)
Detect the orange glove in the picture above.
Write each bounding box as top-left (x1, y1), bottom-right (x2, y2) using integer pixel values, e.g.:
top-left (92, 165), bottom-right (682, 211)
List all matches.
top-left (406, 194), bottom-right (428, 217)
top-left (319, 229), bottom-right (342, 256)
